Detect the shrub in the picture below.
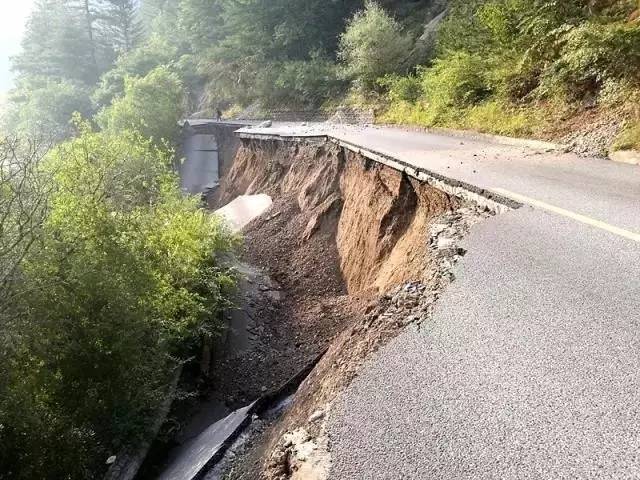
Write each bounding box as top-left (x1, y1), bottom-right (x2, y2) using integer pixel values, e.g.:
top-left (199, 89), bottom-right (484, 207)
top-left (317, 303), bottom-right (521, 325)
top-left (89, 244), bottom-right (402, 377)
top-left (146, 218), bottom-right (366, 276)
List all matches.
top-left (549, 21), bottom-right (640, 96)
top-left (0, 125), bottom-right (237, 479)
top-left (339, 1), bottom-right (412, 90)
top-left (421, 52), bottom-right (492, 122)
top-left (379, 74), bottom-right (423, 103)
top-left (378, 100), bottom-right (433, 126)
top-left (462, 100), bottom-right (545, 137)
top-left (96, 66), bottom-right (185, 146)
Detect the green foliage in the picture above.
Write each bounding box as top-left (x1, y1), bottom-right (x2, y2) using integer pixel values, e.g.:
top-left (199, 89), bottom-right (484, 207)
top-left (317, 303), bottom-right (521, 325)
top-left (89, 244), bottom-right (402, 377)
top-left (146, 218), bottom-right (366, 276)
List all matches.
top-left (613, 121), bottom-right (640, 151)
top-left (339, 1), bottom-right (412, 90)
top-left (0, 125), bottom-right (237, 479)
top-left (461, 100), bottom-right (544, 136)
top-left (254, 57), bottom-right (347, 108)
top-left (6, 0), bottom-right (161, 139)
top-left (97, 67), bottom-right (185, 145)
top-left (99, 0), bottom-right (142, 54)
top-left (434, 0), bottom-right (640, 104)
top-left (178, 0), bottom-right (224, 53)
top-left (0, 138), bottom-right (51, 304)
top-left (2, 77), bottom-right (92, 137)
top-left (548, 21), bottom-right (640, 96)
top-left (421, 52), bottom-right (492, 122)
top-left (379, 74), bottom-right (423, 103)
top-left (13, 0), bottom-right (101, 85)
top-left (92, 35), bottom-right (182, 108)
top-left (199, 0), bottom-right (360, 107)
top-left (377, 0), bottom-right (640, 142)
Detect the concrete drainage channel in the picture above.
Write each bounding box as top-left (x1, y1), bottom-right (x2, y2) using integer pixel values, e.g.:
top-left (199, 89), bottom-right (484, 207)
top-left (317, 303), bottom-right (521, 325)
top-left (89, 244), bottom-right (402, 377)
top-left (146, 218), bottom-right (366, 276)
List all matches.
top-left (156, 353), bottom-right (326, 480)
top-left (136, 131), bottom-right (518, 480)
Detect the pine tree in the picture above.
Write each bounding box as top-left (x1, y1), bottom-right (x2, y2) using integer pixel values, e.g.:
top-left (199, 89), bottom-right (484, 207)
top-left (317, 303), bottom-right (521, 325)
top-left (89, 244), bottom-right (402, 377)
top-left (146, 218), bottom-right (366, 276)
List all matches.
top-left (12, 0), bottom-right (99, 84)
top-left (98, 0), bottom-right (142, 55)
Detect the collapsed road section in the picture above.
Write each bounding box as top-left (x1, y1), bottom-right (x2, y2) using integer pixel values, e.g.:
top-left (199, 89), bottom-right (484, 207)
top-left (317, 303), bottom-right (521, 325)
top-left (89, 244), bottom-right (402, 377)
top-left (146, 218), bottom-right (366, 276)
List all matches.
top-left (147, 128), bottom-right (516, 480)
top-left (195, 133), bottom-right (513, 479)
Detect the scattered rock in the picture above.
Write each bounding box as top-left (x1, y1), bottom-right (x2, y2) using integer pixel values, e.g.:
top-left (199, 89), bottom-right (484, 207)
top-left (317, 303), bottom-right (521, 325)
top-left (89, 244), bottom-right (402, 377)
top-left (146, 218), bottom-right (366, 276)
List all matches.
top-left (561, 114), bottom-right (624, 158)
top-left (308, 410), bottom-right (325, 423)
top-left (265, 428), bottom-right (330, 480)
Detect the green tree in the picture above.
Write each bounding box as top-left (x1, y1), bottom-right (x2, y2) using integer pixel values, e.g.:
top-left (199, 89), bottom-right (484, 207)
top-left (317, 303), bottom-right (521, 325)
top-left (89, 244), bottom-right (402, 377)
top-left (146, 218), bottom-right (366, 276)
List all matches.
top-left (339, 1), bottom-right (412, 90)
top-left (0, 125), bottom-right (236, 479)
top-left (97, 66), bottom-right (185, 145)
top-left (92, 34), bottom-right (182, 108)
top-left (201, 0), bottom-right (360, 106)
top-left (2, 77), bottom-right (92, 137)
top-left (99, 0), bottom-right (142, 54)
top-left (178, 0), bottom-right (224, 53)
top-left (12, 0), bottom-right (100, 85)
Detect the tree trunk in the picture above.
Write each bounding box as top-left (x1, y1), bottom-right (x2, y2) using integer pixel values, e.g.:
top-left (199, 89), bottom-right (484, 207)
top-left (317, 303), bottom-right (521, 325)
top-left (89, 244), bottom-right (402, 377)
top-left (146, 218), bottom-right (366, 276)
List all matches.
top-left (83, 0), bottom-right (98, 73)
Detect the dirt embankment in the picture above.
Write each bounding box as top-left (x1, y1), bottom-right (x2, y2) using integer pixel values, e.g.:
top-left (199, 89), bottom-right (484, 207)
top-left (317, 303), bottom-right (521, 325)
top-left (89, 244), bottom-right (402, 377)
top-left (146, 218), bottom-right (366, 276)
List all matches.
top-left (216, 140), bottom-right (456, 295)
top-left (210, 139), bottom-right (487, 479)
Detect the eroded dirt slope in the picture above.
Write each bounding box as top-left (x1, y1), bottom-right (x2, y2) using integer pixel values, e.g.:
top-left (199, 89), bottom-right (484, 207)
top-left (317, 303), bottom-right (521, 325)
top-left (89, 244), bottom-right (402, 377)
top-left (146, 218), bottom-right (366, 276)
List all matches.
top-left (206, 138), bottom-right (490, 479)
top-left (217, 140), bottom-right (457, 295)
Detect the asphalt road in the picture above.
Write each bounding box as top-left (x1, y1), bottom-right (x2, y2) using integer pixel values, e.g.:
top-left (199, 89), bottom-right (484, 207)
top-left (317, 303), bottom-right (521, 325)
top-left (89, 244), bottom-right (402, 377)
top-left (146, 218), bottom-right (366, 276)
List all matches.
top-left (235, 123), bottom-right (640, 478)
top-left (330, 209), bottom-right (640, 479)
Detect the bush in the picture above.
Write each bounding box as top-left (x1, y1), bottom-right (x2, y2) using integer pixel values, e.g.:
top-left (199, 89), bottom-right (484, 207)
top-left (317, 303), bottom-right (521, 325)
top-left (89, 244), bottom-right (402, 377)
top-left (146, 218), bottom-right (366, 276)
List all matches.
top-left (421, 52), bottom-right (492, 122)
top-left (462, 100), bottom-right (544, 137)
top-left (378, 100), bottom-right (433, 126)
top-left (0, 124), bottom-right (237, 479)
top-left (339, 1), bottom-right (412, 90)
top-left (548, 21), bottom-right (640, 97)
top-left (96, 66), bottom-right (185, 146)
top-left (379, 74), bottom-right (423, 103)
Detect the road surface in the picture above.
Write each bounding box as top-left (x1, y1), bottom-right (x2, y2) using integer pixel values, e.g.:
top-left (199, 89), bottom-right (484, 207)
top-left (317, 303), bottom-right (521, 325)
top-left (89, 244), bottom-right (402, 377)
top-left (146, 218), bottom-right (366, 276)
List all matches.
top-left (237, 123), bottom-right (640, 478)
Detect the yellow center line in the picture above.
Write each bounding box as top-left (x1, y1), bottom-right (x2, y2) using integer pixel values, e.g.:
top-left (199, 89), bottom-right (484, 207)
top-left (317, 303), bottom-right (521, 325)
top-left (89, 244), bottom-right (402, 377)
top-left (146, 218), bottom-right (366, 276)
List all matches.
top-left (491, 188), bottom-right (640, 243)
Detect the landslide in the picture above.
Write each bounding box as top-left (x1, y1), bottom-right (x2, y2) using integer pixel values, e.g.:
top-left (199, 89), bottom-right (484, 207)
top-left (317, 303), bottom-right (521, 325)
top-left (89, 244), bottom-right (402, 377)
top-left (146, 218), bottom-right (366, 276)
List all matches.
top-left (211, 139), bottom-right (466, 479)
top-left (216, 140), bottom-right (456, 295)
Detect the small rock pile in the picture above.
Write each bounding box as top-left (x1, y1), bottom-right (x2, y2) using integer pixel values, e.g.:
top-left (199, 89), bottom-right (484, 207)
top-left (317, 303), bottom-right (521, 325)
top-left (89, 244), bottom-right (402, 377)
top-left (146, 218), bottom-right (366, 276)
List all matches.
top-left (561, 115), bottom-right (624, 158)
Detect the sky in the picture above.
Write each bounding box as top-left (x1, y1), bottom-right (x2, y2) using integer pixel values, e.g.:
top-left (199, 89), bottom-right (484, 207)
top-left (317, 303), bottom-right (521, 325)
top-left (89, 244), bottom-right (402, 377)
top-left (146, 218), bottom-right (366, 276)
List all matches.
top-left (0, 2), bottom-right (35, 93)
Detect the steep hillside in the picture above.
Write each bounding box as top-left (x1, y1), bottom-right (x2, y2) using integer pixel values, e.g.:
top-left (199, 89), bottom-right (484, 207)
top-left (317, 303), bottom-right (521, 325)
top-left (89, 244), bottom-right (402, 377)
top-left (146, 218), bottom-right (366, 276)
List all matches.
top-left (378, 0), bottom-right (640, 157)
top-left (204, 137), bottom-right (492, 479)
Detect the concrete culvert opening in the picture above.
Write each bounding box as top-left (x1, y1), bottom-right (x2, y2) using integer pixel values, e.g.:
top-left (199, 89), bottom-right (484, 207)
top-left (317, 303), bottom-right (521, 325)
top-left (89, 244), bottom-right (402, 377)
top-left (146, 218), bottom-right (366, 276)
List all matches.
top-left (152, 136), bottom-right (500, 480)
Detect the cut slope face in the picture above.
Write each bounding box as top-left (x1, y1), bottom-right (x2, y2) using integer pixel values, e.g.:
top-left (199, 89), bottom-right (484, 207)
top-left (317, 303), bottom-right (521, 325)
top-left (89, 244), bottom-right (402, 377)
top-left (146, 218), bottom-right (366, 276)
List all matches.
top-left (209, 138), bottom-right (492, 480)
top-left (337, 153), bottom-right (455, 292)
top-left (216, 140), bottom-right (457, 294)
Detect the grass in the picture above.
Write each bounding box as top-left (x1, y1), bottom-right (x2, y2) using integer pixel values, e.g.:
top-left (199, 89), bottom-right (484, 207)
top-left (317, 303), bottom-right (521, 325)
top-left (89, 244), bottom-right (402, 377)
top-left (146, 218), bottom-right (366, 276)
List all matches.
top-left (612, 121), bottom-right (640, 151)
top-left (378, 99), bottom-right (548, 139)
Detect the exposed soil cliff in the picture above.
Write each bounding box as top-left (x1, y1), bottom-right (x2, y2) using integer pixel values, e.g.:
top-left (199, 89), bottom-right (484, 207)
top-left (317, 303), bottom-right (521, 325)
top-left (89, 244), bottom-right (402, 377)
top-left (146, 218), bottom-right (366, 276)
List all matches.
top-left (216, 140), bottom-right (457, 295)
top-left (205, 138), bottom-right (492, 480)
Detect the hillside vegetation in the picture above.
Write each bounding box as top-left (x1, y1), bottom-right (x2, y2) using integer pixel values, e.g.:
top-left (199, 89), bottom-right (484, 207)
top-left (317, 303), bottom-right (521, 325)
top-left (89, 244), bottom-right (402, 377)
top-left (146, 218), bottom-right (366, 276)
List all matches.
top-left (5, 1), bottom-right (640, 151)
top-left (1, 3), bottom-right (239, 479)
top-left (380, 0), bottom-right (640, 151)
